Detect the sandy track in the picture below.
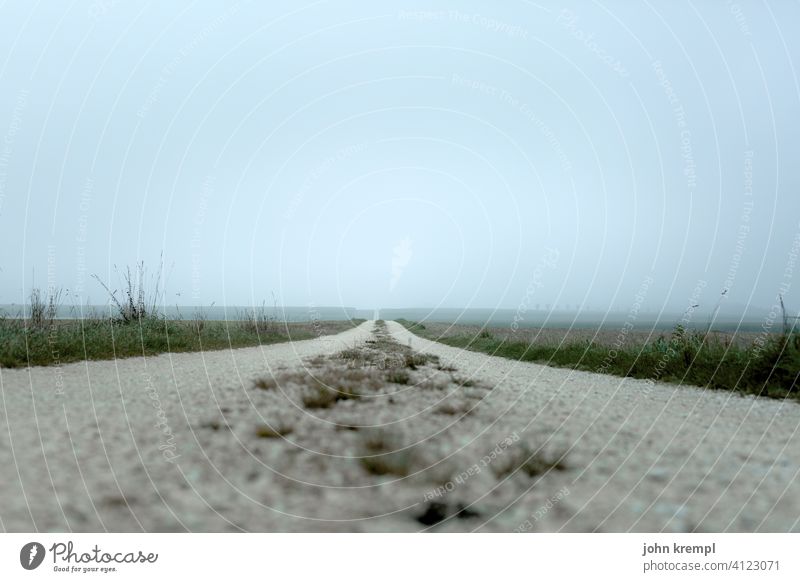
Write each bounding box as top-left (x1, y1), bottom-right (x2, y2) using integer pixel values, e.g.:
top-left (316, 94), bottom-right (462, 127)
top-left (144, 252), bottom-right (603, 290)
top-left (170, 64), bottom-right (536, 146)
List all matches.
top-left (1, 319), bottom-right (798, 532)
top-left (0, 322), bottom-right (373, 532)
top-left (389, 321), bottom-right (800, 532)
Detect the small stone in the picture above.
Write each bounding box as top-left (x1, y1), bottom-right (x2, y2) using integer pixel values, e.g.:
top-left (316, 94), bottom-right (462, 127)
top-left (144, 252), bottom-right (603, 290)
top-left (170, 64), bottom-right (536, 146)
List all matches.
top-left (416, 502), bottom-right (448, 526)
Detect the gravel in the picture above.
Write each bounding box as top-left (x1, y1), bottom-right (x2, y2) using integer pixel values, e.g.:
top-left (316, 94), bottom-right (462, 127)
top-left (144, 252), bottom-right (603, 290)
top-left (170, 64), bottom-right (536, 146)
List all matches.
top-left (1, 319), bottom-right (798, 532)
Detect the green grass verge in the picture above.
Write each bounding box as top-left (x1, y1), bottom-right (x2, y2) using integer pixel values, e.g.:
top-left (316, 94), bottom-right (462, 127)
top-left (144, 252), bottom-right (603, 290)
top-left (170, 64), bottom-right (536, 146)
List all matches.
top-left (396, 319), bottom-right (799, 400)
top-left (0, 318), bottom-right (365, 368)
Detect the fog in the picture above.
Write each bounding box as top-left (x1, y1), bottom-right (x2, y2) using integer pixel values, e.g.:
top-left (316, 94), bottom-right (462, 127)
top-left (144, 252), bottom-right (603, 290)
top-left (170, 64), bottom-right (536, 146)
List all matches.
top-left (1, 1), bottom-right (798, 322)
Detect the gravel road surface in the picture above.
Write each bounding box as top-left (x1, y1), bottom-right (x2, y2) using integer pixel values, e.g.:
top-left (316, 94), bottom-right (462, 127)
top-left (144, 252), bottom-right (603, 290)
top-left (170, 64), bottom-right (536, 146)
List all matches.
top-left (1, 319), bottom-right (797, 532)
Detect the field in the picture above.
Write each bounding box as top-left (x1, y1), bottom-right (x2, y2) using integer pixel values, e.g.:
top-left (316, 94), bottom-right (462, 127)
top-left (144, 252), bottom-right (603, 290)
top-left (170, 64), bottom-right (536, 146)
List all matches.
top-left (0, 315), bottom-right (364, 368)
top-left (397, 320), bottom-right (800, 400)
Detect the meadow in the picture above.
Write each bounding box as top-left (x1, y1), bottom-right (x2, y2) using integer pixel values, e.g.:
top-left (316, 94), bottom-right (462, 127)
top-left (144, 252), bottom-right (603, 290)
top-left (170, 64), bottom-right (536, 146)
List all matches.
top-left (397, 319), bottom-right (800, 400)
top-left (0, 284), bottom-right (362, 368)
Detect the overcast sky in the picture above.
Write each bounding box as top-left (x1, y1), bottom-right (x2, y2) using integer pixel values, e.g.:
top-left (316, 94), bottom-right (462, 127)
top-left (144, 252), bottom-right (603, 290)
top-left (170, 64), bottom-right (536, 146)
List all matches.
top-left (1, 1), bottom-right (798, 315)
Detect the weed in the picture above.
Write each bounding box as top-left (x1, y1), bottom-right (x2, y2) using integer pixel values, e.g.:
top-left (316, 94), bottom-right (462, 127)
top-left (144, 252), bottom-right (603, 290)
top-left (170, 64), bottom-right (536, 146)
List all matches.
top-left (255, 423), bottom-right (293, 438)
top-left (387, 370), bottom-right (411, 384)
top-left (200, 420), bottom-right (228, 431)
top-left (493, 445), bottom-right (567, 479)
top-left (92, 258), bottom-right (164, 323)
top-left (301, 386), bottom-right (337, 409)
top-left (435, 399), bottom-right (473, 416)
top-left (27, 287), bottom-right (63, 329)
top-left (405, 352), bottom-right (439, 369)
top-left (337, 347), bottom-right (366, 362)
top-left (451, 375), bottom-right (475, 387)
top-left (299, 370), bottom-right (372, 409)
top-left (359, 429), bottom-right (414, 476)
top-left (236, 300), bottom-right (279, 334)
top-left (306, 355), bottom-right (327, 368)
top-left (254, 377), bottom-right (278, 391)
top-left (193, 303), bottom-right (213, 333)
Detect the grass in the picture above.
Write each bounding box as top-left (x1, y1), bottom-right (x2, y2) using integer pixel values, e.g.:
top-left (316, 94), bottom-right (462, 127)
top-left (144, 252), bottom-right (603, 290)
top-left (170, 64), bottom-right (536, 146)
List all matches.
top-left (0, 310), bottom-right (364, 368)
top-left (493, 445), bottom-right (567, 479)
top-left (359, 428), bottom-right (415, 477)
top-left (434, 398), bottom-right (473, 416)
top-left (398, 319), bottom-right (800, 400)
top-left (404, 352), bottom-right (439, 369)
top-left (234, 296), bottom-right (281, 335)
top-left (255, 423), bottom-right (293, 438)
top-left (28, 287), bottom-right (63, 328)
top-left (92, 259), bottom-right (163, 324)
top-left (451, 375), bottom-right (476, 387)
top-left (253, 321), bottom-right (444, 415)
top-left (334, 320), bottom-right (439, 372)
top-left (301, 376), bottom-right (363, 409)
top-left (2, 258), bottom-right (366, 368)
top-left (386, 369), bottom-right (411, 384)
top-left (256, 366), bottom-right (384, 408)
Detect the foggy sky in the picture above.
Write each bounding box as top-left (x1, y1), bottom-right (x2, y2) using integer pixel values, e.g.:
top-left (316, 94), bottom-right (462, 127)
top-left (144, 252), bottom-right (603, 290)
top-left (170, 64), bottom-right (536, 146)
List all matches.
top-left (1, 1), bottom-right (798, 317)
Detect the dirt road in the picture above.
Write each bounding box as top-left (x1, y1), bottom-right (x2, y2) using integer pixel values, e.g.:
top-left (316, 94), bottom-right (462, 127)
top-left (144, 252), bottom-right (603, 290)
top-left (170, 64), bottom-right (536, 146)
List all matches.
top-left (1, 319), bottom-right (798, 532)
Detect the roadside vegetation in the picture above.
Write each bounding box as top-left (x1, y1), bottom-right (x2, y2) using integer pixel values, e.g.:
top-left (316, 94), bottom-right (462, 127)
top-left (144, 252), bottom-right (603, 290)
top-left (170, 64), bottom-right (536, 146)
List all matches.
top-left (397, 318), bottom-right (800, 400)
top-left (0, 281), bottom-right (363, 368)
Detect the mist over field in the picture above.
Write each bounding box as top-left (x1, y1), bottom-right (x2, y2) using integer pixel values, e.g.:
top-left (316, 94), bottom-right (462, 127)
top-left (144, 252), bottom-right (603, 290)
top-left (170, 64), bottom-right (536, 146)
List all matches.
top-left (1, 1), bottom-right (798, 323)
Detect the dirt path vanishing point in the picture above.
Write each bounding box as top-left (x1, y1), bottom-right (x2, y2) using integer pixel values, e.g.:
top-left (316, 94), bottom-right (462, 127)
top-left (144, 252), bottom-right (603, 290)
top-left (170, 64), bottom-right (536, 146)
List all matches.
top-left (1, 319), bottom-right (799, 532)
